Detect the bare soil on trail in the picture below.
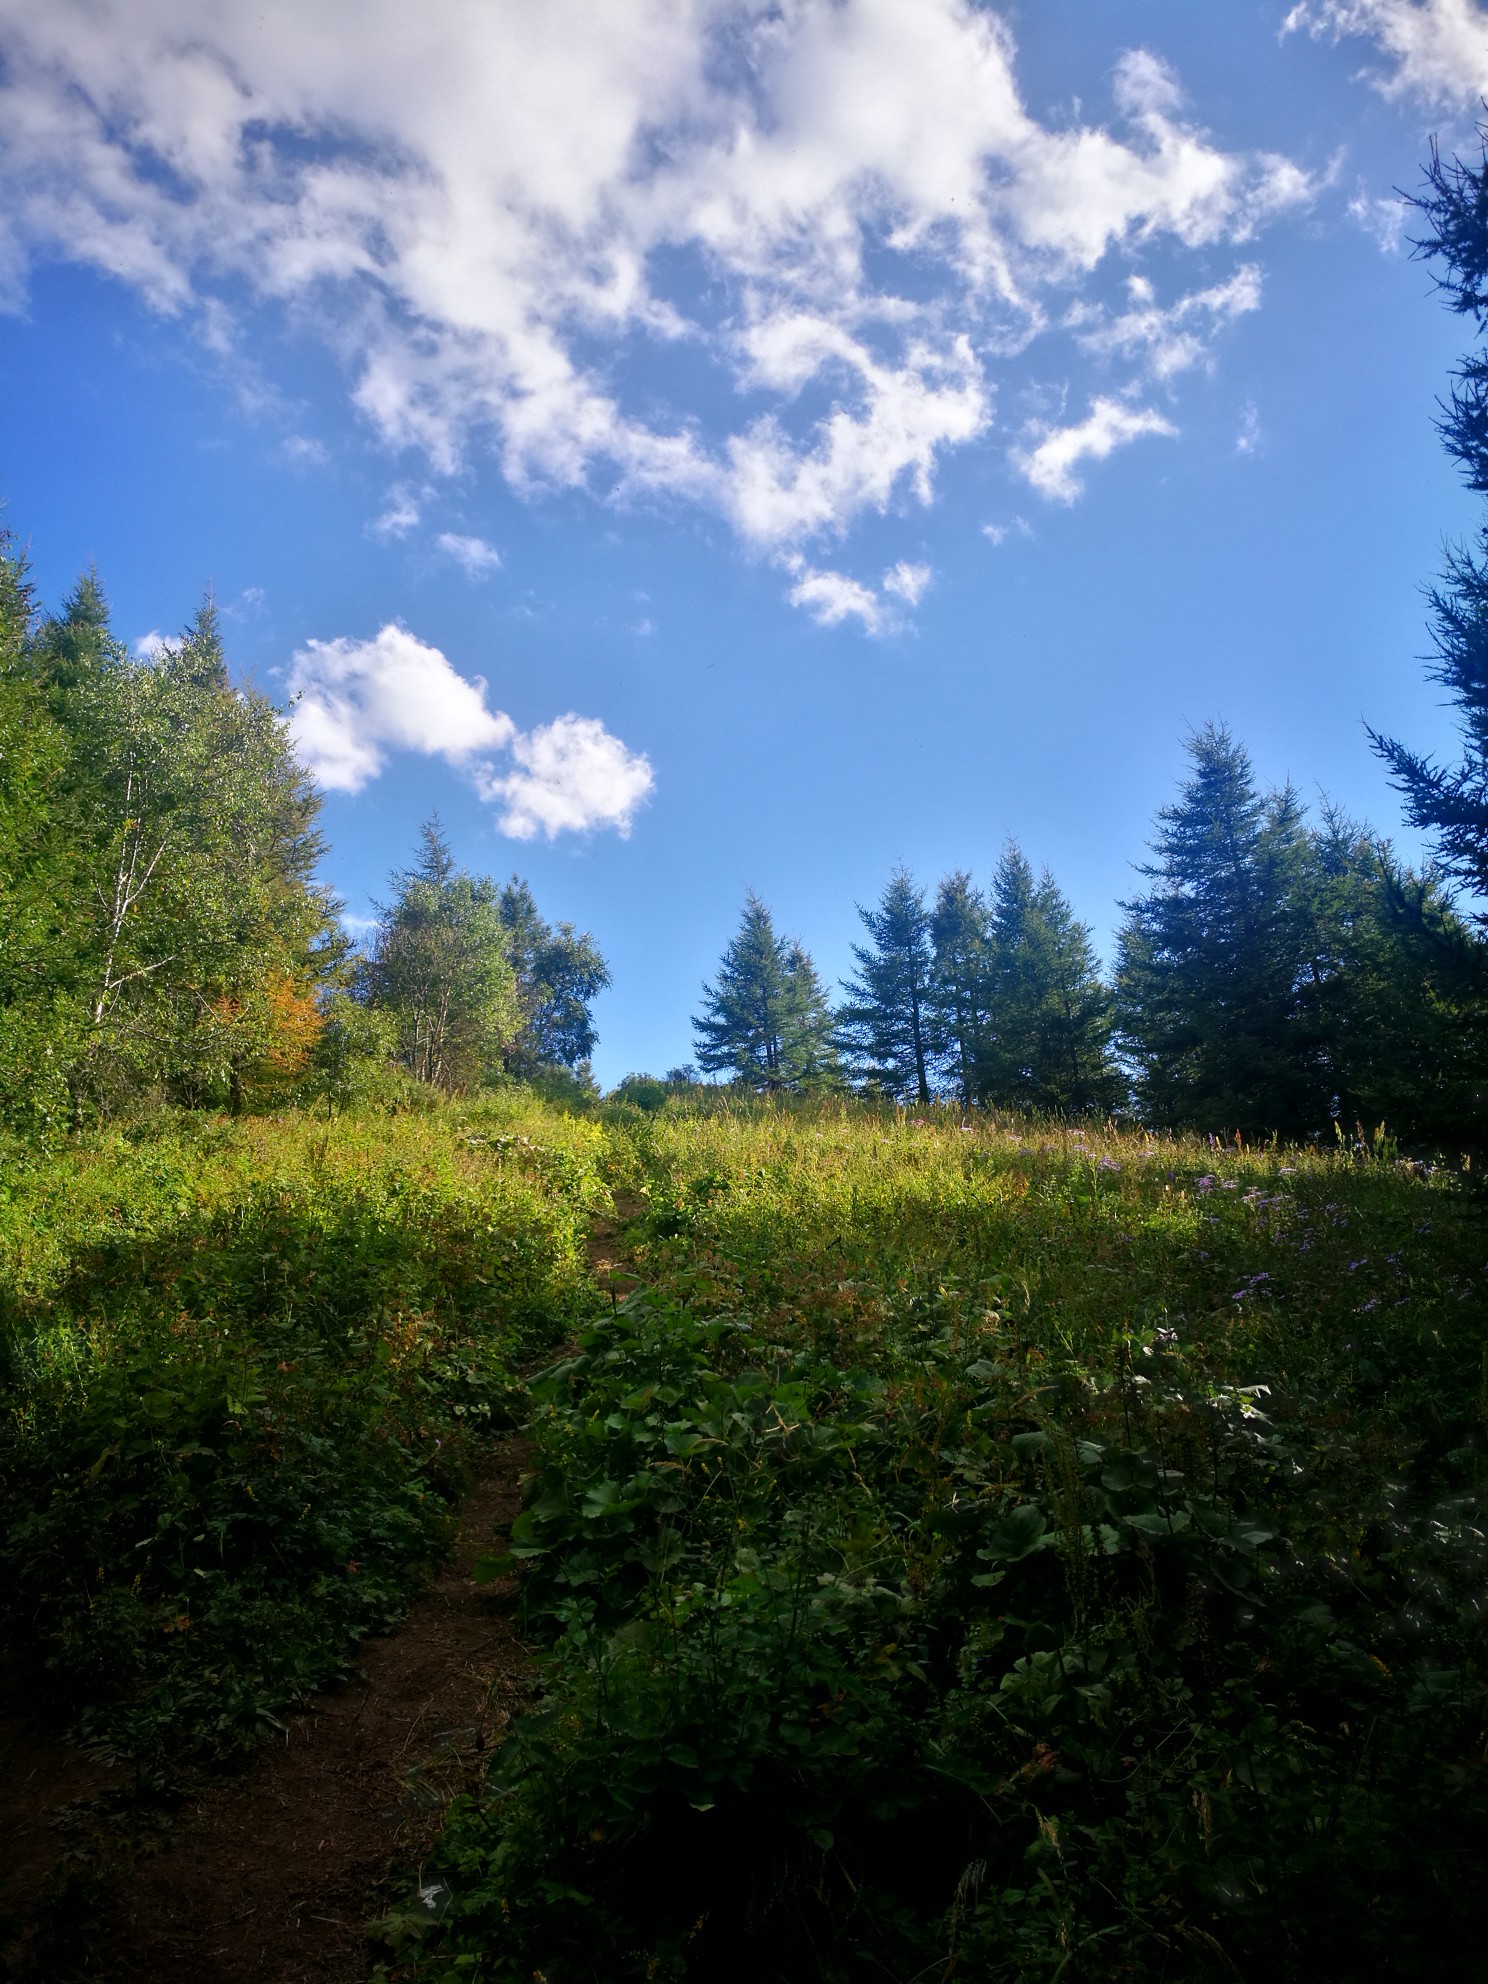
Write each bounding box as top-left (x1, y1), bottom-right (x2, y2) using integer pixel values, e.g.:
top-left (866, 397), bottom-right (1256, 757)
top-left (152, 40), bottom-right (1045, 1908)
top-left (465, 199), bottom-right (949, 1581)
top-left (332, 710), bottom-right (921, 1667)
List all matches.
top-left (3, 1447), bottom-right (530, 1984)
top-left (3, 1193), bottom-right (648, 1984)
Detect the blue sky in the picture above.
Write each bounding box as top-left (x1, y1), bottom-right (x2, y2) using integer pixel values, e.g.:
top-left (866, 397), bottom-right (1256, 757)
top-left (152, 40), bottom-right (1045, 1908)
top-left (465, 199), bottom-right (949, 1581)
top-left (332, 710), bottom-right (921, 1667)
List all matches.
top-left (2, 0), bottom-right (1486, 1084)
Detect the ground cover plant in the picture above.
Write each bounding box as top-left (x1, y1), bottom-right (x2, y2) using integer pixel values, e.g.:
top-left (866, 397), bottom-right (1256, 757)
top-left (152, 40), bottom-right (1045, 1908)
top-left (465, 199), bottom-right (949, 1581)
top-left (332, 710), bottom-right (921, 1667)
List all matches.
top-left (404, 1100), bottom-right (1488, 1983)
top-left (0, 1095), bottom-right (602, 1775)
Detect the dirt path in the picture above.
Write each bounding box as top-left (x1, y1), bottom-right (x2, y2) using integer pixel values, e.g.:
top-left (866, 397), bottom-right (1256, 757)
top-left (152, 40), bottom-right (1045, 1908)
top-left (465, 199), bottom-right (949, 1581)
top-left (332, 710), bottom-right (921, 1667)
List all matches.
top-left (3, 1194), bottom-right (648, 1984)
top-left (3, 1447), bottom-right (528, 1984)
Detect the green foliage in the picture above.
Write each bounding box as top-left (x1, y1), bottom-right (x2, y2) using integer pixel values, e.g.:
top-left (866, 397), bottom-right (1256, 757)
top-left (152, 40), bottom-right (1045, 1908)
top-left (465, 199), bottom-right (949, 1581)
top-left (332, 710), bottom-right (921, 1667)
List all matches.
top-left (693, 893), bottom-right (839, 1093)
top-left (405, 1104), bottom-right (1488, 1983)
top-left (363, 820), bottom-right (518, 1092)
top-left (0, 1100), bottom-right (597, 1772)
top-left (1372, 131), bottom-right (1488, 916)
top-left (498, 876), bottom-right (610, 1079)
top-left (1118, 728), bottom-right (1481, 1143)
top-left (928, 868), bottom-right (994, 1104)
top-left (0, 547), bottom-right (339, 1127)
top-left (837, 865), bottom-right (935, 1103)
top-left (978, 844), bottom-right (1122, 1115)
top-left (1116, 725), bottom-right (1318, 1136)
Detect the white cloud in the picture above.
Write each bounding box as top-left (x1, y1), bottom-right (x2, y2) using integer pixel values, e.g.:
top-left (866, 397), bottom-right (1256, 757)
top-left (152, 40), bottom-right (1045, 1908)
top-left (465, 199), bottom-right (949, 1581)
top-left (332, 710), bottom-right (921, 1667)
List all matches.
top-left (982, 516), bottom-right (1032, 546)
top-left (1283, 0), bottom-right (1488, 106)
top-left (1013, 396), bottom-right (1178, 502)
top-left (282, 433), bottom-right (328, 466)
top-left (0, 2), bottom-right (1316, 616)
top-left (1070, 266), bottom-right (1262, 381)
top-left (1347, 189), bottom-right (1409, 250)
top-left (370, 484), bottom-right (424, 539)
top-left (436, 531), bottom-right (503, 577)
top-left (480, 714), bottom-right (654, 840)
top-left (133, 629), bottom-right (170, 659)
top-left (1236, 401), bottom-right (1262, 454)
top-left (286, 621), bottom-right (649, 837)
top-left (286, 623), bottom-right (514, 793)
top-left (784, 556), bottom-right (929, 631)
top-left (787, 562), bottom-right (888, 632)
top-left (882, 560), bottom-right (931, 605)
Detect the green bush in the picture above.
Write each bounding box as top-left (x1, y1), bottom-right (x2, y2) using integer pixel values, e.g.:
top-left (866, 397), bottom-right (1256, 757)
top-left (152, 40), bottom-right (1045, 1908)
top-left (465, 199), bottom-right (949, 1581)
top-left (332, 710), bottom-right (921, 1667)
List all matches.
top-left (0, 1101), bottom-right (597, 1770)
top-left (402, 1107), bottom-right (1488, 1983)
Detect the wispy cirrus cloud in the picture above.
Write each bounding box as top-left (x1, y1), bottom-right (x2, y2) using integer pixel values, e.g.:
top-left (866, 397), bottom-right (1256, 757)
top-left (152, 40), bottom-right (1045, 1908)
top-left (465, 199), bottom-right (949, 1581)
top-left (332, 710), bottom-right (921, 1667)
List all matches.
top-left (285, 621), bottom-right (652, 837)
top-left (1069, 267), bottom-right (1263, 383)
top-left (0, 2), bottom-right (1314, 621)
top-left (1284, 0), bottom-right (1488, 107)
top-left (1013, 397), bottom-right (1177, 504)
top-left (436, 531), bottom-right (502, 578)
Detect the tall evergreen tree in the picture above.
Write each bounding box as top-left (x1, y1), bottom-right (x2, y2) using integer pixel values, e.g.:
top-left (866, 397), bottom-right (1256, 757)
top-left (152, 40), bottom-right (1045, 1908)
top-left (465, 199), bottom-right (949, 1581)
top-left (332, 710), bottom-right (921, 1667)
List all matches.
top-left (1116, 725), bottom-right (1322, 1136)
top-left (980, 846), bottom-right (1121, 1115)
top-left (693, 893), bottom-right (837, 1092)
top-left (363, 819), bottom-right (516, 1092)
top-left (1366, 133), bottom-right (1488, 1151)
top-left (838, 866), bottom-right (935, 1103)
top-left (0, 532), bottom-right (82, 1132)
top-left (928, 870), bottom-right (993, 1106)
top-left (497, 877), bottom-right (610, 1078)
top-left (1292, 805), bottom-right (1484, 1144)
top-left (1370, 133), bottom-right (1488, 917)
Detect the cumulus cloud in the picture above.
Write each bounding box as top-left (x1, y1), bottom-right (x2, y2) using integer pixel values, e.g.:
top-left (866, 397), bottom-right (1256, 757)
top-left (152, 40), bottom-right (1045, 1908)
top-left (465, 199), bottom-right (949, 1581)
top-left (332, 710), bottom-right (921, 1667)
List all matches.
top-left (287, 623), bottom-right (514, 793)
top-left (1070, 266), bottom-right (1262, 382)
top-left (286, 621), bottom-right (649, 837)
top-left (787, 562), bottom-right (888, 632)
top-left (784, 557), bottom-right (929, 632)
top-left (1013, 397), bottom-right (1178, 503)
top-left (480, 715), bottom-right (655, 840)
top-left (1283, 0), bottom-right (1488, 106)
top-left (436, 531), bottom-right (503, 577)
top-left (133, 629), bottom-right (170, 660)
top-left (0, 1), bottom-right (1315, 615)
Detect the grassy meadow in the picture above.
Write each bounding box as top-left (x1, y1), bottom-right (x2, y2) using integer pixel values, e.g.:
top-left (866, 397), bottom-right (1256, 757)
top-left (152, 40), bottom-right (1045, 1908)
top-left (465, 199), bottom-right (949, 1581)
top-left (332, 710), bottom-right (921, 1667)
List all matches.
top-left (4, 1096), bottom-right (1487, 1980)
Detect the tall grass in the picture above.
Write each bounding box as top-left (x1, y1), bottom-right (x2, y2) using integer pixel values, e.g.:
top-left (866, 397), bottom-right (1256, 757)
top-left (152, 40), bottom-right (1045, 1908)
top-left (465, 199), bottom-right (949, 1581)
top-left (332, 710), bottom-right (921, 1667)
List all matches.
top-left (0, 1096), bottom-right (601, 1770)
top-left (412, 1100), bottom-right (1488, 1982)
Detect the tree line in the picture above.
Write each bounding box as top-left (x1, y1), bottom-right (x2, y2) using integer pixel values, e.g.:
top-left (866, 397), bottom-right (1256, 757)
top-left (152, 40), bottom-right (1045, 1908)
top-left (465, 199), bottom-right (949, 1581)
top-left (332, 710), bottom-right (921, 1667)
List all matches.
top-left (0, 564), bottom-right (609, 1133)
top-left (684, 722), bottom-right (1478, 1143)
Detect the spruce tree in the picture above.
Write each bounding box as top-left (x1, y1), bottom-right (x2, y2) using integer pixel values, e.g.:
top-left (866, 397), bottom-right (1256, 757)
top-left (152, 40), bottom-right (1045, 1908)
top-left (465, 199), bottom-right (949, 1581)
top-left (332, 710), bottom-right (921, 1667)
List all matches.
top-left (837, 866), bottom-right (935, 1102)
top-left (0, 532), bottom-right (81, 1132)
top-left (1293, 805), bottom-right (1482, 1144)
top-left (693, 893), bottom-right (837, 1092)
top-left (1116, 725), bottom-right (1321, 1136)
top-left (1370, 134), bottom-right (1488, 974)
top-left (978, 846), bottom-right (1120, 1115)
top-left (928, 870), bottom-right (993, 1106)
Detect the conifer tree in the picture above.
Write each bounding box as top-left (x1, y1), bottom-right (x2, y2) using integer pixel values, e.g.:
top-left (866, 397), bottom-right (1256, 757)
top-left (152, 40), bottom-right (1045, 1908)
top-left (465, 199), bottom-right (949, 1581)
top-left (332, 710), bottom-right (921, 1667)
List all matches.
top-left (837, 866), bottom-right (935, 1102)
top-left (928, 870), bottom-right (993, 1106)
top-left (0, 532), bottom-right (81, 1132)
top-left (693, 893), bottom-right (837, 1092)
top-left (1370, 134), bottom-right (1488, 917)
top-left (1116, 725), bottom-right (1322, 1136)
top-left (976, 846), bottom-right (1120, 1114)
top-left (1292, 805), bottom-right (1482, 1143)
